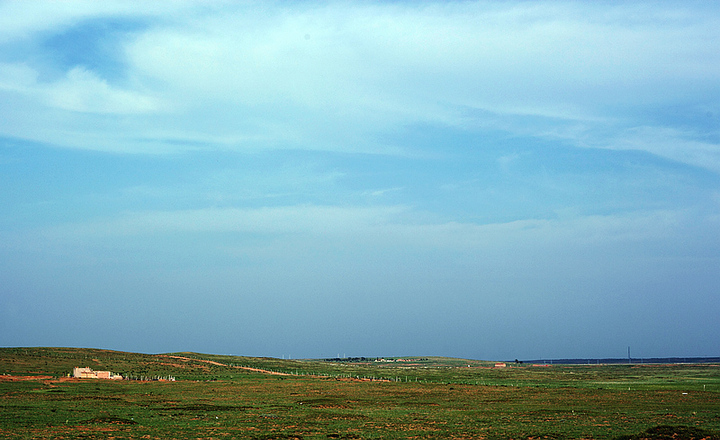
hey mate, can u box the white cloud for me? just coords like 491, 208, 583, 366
44, 66, 161, 114
1, 1, 719, 156
127, 2, 720, 118
124, 4, 720, 119
0, 63, 161, 114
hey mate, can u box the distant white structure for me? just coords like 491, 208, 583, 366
72, 367, 122, 380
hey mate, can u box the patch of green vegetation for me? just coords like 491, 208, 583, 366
1, 347, 719, 439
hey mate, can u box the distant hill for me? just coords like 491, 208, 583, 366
3, 347, 718, 385
0, 347, 491, 382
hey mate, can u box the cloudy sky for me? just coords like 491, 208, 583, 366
1, 1, 719, 361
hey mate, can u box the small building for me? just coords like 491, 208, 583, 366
72, 367, 122, 380
494, 362, 507, 368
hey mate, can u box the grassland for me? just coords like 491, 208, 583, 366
1, 348, 719, 439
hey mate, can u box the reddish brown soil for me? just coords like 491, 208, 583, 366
0, 374, 54, 381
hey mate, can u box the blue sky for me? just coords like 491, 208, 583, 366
1, 1, 719, 360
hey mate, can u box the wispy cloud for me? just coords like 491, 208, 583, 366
0, 1, 718, 161
43, 66, 161, 114
606, 126, 720, 173
27, 204, 692, 255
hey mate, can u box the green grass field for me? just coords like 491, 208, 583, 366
1, 348, 719, 439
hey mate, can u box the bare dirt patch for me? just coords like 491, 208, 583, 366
0, 374, 54, 382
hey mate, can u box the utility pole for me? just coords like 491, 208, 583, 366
628, 346, 631, 364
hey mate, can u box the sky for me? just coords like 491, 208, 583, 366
1, 1, 719, 361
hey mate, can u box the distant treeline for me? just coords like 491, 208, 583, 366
521, 357, 720, 365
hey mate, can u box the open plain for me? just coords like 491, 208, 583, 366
1, 348, 719, 439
